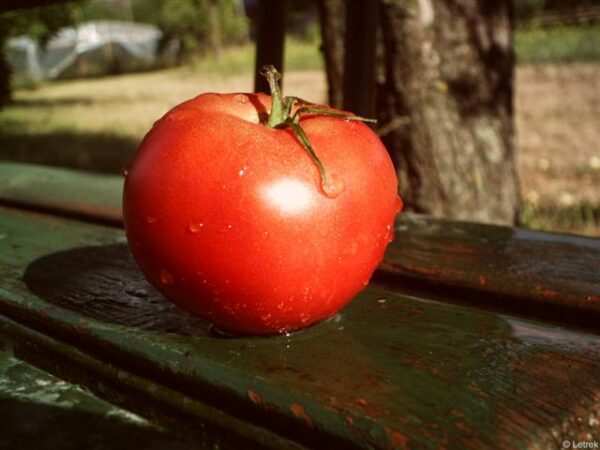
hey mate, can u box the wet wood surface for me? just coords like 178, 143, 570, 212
0, 203, 599, 448
0, 347, 197, 449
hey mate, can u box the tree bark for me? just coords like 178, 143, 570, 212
207, 0, 222, 61
378, 0, 520, 224
317, 0, 345, 108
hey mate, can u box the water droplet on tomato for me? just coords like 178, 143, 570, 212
260, 313, 272, 322
122, 168, 129, 177
234, 94, 248, 104
146, 216, 158, 224
238, 166, 248, 176
160, 269, 174, 285
395, 196, 404, 212
166, 108, 197, 122
188, 222, 204, 233
322, 176, 345, 198
385, 223, 394, 243
219, 224, 233, 233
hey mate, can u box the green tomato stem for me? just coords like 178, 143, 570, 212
259, 65, 377, 195
290, 122, 329, 188
260, 65, 285, 128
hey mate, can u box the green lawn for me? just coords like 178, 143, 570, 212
515, 24, 600, 64
188, 37, 323, 75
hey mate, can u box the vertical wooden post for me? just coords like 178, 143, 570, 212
343, 0, 378, 117
254, 0, 288, 94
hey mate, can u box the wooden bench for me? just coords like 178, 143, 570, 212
0, 161, 599, 449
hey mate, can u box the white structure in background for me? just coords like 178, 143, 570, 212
6, 21, 163, 80
4, 37, 44, 81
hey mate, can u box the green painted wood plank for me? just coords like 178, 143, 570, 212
379, 215, 600, 329
1, 161, 598, 328
0, 162, 122, 226
0, 316, 304, 450
0, 206, 599, 449
0, 348, 198, 450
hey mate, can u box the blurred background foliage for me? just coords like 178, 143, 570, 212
0, 0, 598, 236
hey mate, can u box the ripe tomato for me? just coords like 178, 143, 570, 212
123, 70, 401, 335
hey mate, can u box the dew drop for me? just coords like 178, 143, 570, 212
188, 222, 204, 233
160, 269, 174, 285
238, 166, 247, 176
146, 216, 158, 224
395, 196, 404, 212
234, 94, 249, 104
322, 176, 345, 198
166, 108, 197, 122
377, 298, 387, 304
122, 168, 129, 177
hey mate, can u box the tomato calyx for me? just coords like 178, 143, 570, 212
259, 65, 376, 193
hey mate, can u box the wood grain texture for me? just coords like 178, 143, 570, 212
379, 215, 600, 329
0, 162, 122, 226
0, 348, 197, 449
0, 206, 599, 449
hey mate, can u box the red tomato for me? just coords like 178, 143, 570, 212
123, 89, 401, 335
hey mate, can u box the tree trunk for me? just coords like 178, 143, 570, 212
317, 0, 345, 108
208, 0, 222, 61
378, 0, 520, 224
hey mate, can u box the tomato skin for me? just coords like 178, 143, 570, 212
123, 92, 401, 335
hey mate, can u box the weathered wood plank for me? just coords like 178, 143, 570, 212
0, 162, 122, 225
379, 215, 600, 328
1, 162, 598, 329
0, 316, 304, 450
0, 205, 599, 448
0, 348, 198, 449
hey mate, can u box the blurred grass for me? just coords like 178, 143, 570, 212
521, 201, 600, 236
515, 24, 600, 64
188, 37, 322, 75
